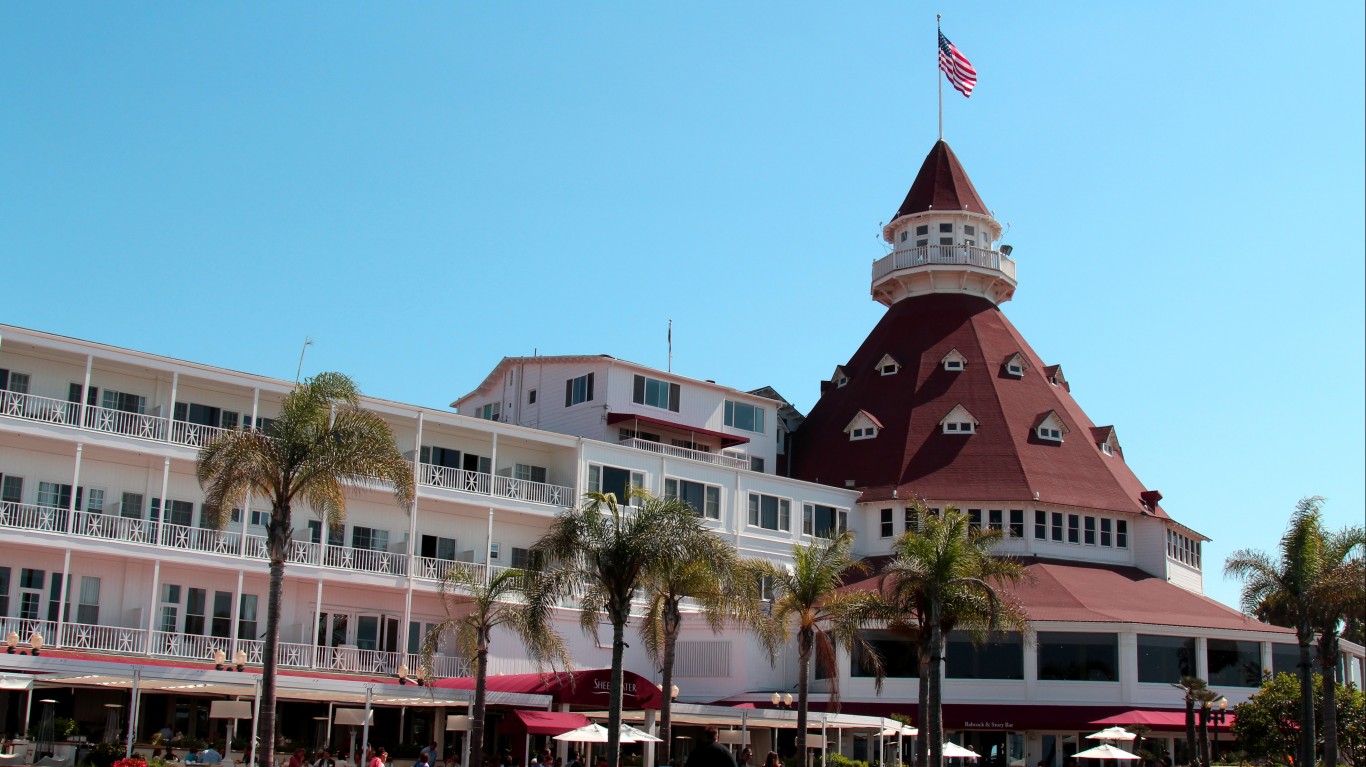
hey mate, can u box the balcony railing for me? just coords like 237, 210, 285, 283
1, 390, 79, 425
0, 501, 68, 533
161, 521, 243, 555
415, 557, 488, 584
418, 462, 573, 508
168, 420, 234, 448
618, 437, 751, 470
871, 244, 1017, 282
0, 389, 259, 449
71, 510, 156, 544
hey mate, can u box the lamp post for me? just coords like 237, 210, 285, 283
1208, 699, 1227, 765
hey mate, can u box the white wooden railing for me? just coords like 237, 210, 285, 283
492, 474, 571, 506
70, 510, 157, 544
161, 521, 243, 555
88, 405, 167, 441
0, 501, 68, 533
0, 390, 80, 425
871, 244, 1017, 282
618, 437, 751, 470
415, 557, 489, 584
418, 463, 573, 508
61, 622, 147, 654
168, 420, 234, 448
0, 618, 57, 645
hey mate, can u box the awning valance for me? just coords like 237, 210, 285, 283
606, 413, 750, 448
498, 710, 591, 736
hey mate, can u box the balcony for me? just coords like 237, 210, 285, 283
0, 389, 246, 449
618, 437, 751, 470
0, 617, 469, 678
871, 243, 1017, 282
416, 462, 573, 508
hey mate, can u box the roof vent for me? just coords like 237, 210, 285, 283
1140, 490, 1163, 511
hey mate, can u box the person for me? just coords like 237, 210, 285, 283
443, 751, 460, 767
290, 749, 310, 767
684, 727, 737, 767
152, 748, 165, 759
377, 747, 389, 766
566, 750, 581, 767
367, 748, 384, 767
200, 747, 223, 765
422, 743, 440, 766
165, 748, 180, 763
763, 753, 780, 767
313, 751, 335, 767
185, 748, 203, 764
738, 748, 753, 767
417, 755, 430, 767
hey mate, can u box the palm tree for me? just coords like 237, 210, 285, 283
1192, 688, 1222, 767
1309, 519, 1365, 767
640, 537, 777, 767
422, 564, 571, 767
533, 490, 717, 767
1171, 676, 1207, 767
1225, 497, 1337, 767
197, 372, 414, 767
764, 531, 888, 763
880, 508, 1028, 767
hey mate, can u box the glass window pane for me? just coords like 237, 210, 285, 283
1207, 638, 1262, 687
1038, 632, 1118, 681
1137, 635, 1196, 683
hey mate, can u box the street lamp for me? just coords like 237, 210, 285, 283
770, 692, 793, 709
1208, 699, 1228, 764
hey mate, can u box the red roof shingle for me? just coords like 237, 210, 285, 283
891, 140, 989, 220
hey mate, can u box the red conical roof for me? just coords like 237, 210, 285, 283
791, 293, 1164, 518
892, 140, 989, 220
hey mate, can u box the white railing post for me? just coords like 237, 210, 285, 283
80, 355, 93, 429
156, 457, 171, 547
65, 442, 83, 535
165, 371, 179, 443
144, 560, 161, 657
54, 549, 71, 649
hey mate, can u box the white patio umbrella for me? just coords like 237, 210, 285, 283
621, 724, 661, 743
941, 743, 980, 759
554, 723, 639, 744
881, 726, 918, 737
1084, 727, 1136, 742
1073, 744, 1141, 761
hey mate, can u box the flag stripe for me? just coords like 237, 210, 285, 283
938, 31, 976, 98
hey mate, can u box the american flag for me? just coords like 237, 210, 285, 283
938, 30, 977, 98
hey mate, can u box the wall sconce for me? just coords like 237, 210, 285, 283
233, 650, 247, 672
29, 632, 43, 656
670, 685, 680, 701
214, 649, 228, 670
5, 632, 17, 654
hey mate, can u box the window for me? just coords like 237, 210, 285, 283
943, 420, 974, 434
86, 488, 105, 514
877, 355, 900, 376
511, 547, 533, 569
352, 527, 389, 552
1, 475, 21, 504
1038, 426, 1063, 441
939, 223, 953, 233
916, 225, 929, 236
587, 465, 645, 505
489, 542, 501, 561
940, 404, 977, 434
853, 636, 919, 678
940, 237, 954, 245
152, 498, 194, 527
916, 239, 928, 247
120, 492, 144, 519
664, 478, 721, 520
101, 389, 146, 414
238, 594, 259, 641
46, 573, 65, 622
1137, 635, 1195, 684
211, 591, 232, 638
803, 504, 847, 538
1038, 632, 1119, 681
1034, 510, 1047, 540
905, 507, 920, 533
0, 567, 9, 618
70, 576, 96, 624
900, 230, 908, 242
988, 509, 1003, 532
514, 464, 548, 483
1051, 512, 1064, 542
947, 631, 1024, 680
1271, 644, 1316, 677
421, 445, 462, 469
968, 509, 981, 530
1101, 441, 1114, 456
633, 375, 681, 412
37, 481, 73, 510
1100, 518, 1113, 547
185, 588, 207, 635
1009, 509, 1024, 539
527, 389, 537, 404
670, 438, 709, 452
4, 372, 30, 394
748, 455, 765, 473
159, 583, 181, 633
880, 508, 894, 538
619, 428, 661, 443
725, 400, 766, 433
942, 349, 967, 371
475, 403, 500, 421
1083, 516, 1096, 545
748, 493, 791, 532
564, 373, 595, 407
1207, 639, 1263, 687
1117, 520, 1128, 548
1067, 514, 1080, 544
1004, 354, 1026, 377
850, 426, 877, 440
964, 225, 976, 237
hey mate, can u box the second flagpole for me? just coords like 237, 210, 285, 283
937, 13, 943, 140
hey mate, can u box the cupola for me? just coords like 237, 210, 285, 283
872, 141, 1016, 307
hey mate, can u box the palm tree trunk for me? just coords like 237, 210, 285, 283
608, 615, 626, 767
1184, 697, 1196, 767
1319, 632, 1339, 767
470, 637, 489, 767
797, 628, 813, 767
927, 616, 943, 767
1297, 633, 1317, 767
259, 545, 286, 767
659, 618, 679, 767
1197, 709, 1209, 767
916, 646, 930, 767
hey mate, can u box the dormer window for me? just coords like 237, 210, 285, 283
1091, 426, 1120, 457
1044, 365, 1069, 390
844, 410, 883, 442
1003, 353, 1027, 378
876, 354, 900, 376
1101, 442, 1113, 456
941, 348, 967, 372
1035, 411, 1069, 443
832, 365, 849, 388
939, 404, 978, 435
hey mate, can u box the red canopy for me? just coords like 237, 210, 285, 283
498, 711, 591, 736
433, 669, 664, 710
1090, 710, 1233, 731
606, 412, 750, 448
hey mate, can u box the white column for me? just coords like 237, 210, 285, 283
250, 388, 260, 430
485, 507, 495, 583
165, 371, 179, 443
124, 669, 141, 759
230, 570, 244, 648
1195, 637, 1209, 680
144, 560, 161, 656
156, 457, 172, 546
65, 442, 84, 534
658, 456, 666, 495
1023, 632, 1038, 701
313, 579, 324, 670
239, 491, 252, 557
1260, 641, 1274, 679
403, 412, 424, 657
53, 549, 71, 647
80, 355, 93, 428
490, 432, 499, 481
1119, 631, 1138, 703
643, 709, 657, 767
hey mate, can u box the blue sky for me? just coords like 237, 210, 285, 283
2, 3, 1362, 610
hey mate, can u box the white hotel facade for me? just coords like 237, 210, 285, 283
1, 138, 1362, 767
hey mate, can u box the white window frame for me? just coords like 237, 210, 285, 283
943, 421, 975, 434
802, 503, 849, 539
747, 493, 792, 533
880, 508, 894, 538
587, 464, 646, 505
724, 400, 766, 434
1038, 426, 1063, 441
850, 426, 877, 441
663, 477, 722, 520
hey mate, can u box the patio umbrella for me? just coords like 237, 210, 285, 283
1085, 728, 1136, 742
621, 724, 661, 743
941, 743, 980, 759
1073, 745, 1141, 761
554, 723, 638, 743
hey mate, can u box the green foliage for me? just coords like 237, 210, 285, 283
824, 755, 871, 767
1231, 672, 1366, 766
84, 741, 128, 767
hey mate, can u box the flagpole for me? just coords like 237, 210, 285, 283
937, 13, 943, 141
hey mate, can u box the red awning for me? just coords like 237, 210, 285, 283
498, 710, 591, 736
1090, 710, 1233, 731
433, 669, 663, 710
606, 412, 750, 448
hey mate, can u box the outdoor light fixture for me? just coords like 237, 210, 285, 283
214, 649, 228, 670
5, 631, 17, 654
233, 650, 247, 672
397, 664, 410, 685
771, 692, 793, 709
414, 666, 427, 686
29, 632, 43, 656
1000, 244, 1013, 257
670, 684, 680, 701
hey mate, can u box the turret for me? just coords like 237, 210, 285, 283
871, 140, 1016, 306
